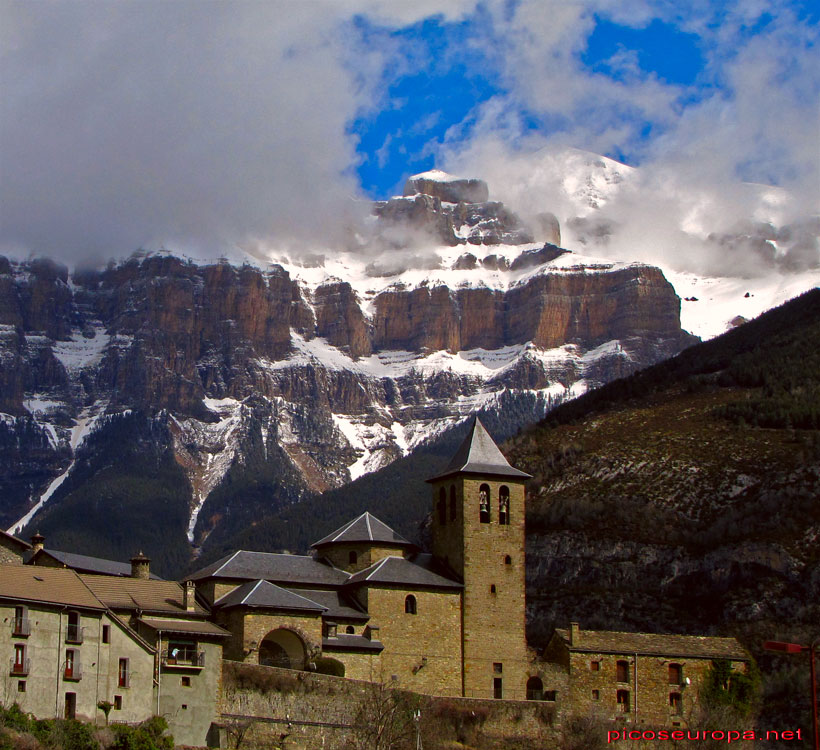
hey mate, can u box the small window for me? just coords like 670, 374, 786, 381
181, 676, 191, 687
345, 625, 354, 634
493, 677, 503, 699
102, 624, 110, 644
617, 689, 630, 712
670, 692, 682, 714
449, 486, 457, 521
438, 488, 447, 524
490, 584, 497, 594
526, 676, 543, 700
668, 663, 682, 684
504, 555, 512, 565
498, 486, 510, 525
590, 660, 600, 671
114, 695, 122, 710
493, 662, 503, 674
616, 660, 629, 682
181, 704, 187, 710
544, 690, 557, 701
591, 689, 599, 700
348, 550, 358, 565
118, 658, 130, 688
17, 681, 26, 693
404, 595, 417, 615
479, 484, 491, 523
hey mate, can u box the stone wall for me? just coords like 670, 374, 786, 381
319, 543, 407, 574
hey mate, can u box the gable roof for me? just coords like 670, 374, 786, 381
0, 564, 104, 610
554, 628, 749, 661
0, 529, 31, 553
346, 555, 462, 590
427, 417, 531, 482
80, 575, 209, 616
311, 512, 413, 549
213, 580, 326, 613
28, 548, 163, 579
188, 550, 350, 587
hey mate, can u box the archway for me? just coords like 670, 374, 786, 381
258, 628, 307, 670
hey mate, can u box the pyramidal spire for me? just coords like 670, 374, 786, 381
426, 417, 531, 481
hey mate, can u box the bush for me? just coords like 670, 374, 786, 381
110, 716, 173, 750
313, 657, 345, 677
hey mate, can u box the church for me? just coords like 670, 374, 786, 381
188, 417, 536, 700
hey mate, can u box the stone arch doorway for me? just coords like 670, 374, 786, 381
259, 628, 306, 670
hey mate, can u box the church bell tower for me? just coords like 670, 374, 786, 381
426, 417, 531, 700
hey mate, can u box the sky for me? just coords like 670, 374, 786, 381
1, 0, 818, 267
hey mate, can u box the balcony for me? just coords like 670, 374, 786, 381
12, 618, 31, 637
65, 624, 84, 644
64, 663, 83, 681
161, 651, 205, 669
10, 658, 30, 676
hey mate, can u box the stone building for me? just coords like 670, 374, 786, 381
0, 529, 29, 565
543, 623, 751, 726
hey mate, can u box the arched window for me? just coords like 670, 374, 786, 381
479, 484, 491, 523
526, 676, 544, 701
498, 486, 510, 525
438, 488, 447, 524
668, 663, 682, 684
349, 550, 358, 565
504, 555, 512, 565
404, 595, 417, 615
449, 486, 457, 521
346, 625, 355, 635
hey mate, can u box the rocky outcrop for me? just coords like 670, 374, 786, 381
403, 170, 489, 204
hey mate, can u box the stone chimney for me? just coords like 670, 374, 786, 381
184, 581, 196, 611
30, 532, 45, 553
570, 622, 580, 646
130, 551, 150, 580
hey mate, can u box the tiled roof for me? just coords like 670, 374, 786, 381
80, 575, 209, 616
322, 633, 384, 653
188, 550, 349, 587
294, 589, 369, 621
138, 617, 231, 638
427, 417, 531, 481
312, 512, 413, 549
555, 628, 750, 660
213, 580, 326, 613
0, 564, 104, 610
0, 529, 30, 552
346, 555, 462, 590
29, 549, 163, 579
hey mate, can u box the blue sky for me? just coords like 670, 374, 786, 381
1, 0, 818, 258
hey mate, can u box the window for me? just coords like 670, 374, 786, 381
345, 625, 355, 634
668, 663, 682, 684
118, 658, 130, 688
526, 676, 543, 700
449, 486, 457, 521
168, 640, 198, 665
64, 649, 80, 680
114, 695, 122, 710
181, 704, 187, 710
404, 595, 417, 615
590, 661, 600, 671
66, 611, 83, 644
504, 555, 512, 565
493, 662, 503, 674
64, 692, 76, 720
490, 584, 497, 594
181, 677, 191, 687
479, 484, 491, 523
616, 660, 629, 682
13, 606, 29, 636
544, 691, 557, 701
617, 690, 630, 712
17, 681, 25, 693
102, 624, 110, 644
498, 486, 510, 525
438, 488, 446, 524
12, 644, 27, 675
493, 677, 503, 699
348, 550, 358, 565
670, 692, 682, 714
591, 689, 600, 700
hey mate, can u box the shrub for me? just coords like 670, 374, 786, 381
313, 657, 345, 677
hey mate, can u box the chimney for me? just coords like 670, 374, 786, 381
184, 581, 196, 612
325, 621, 338, 639
130, 552, 150, 580
30, 532, 45, 553
570, 622, 580, 646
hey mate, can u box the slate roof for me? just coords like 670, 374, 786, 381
188, 550, 350, 587
294, 589, 369, 622
0, 564, 104, 610
322, 633, 384, 653
554, 628, 750, 660
312, 512, 413, 549
213, 580, 326, 613
28, 548, 163, 579
346, 555, 462, 590
137, 617, 231, 638
80, 575, 209, 616
427, 417, 531, 481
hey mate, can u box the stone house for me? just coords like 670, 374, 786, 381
0, 529, 29, 565
543, 623, 751, 726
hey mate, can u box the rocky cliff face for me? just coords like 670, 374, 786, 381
0, 171, 698, 574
